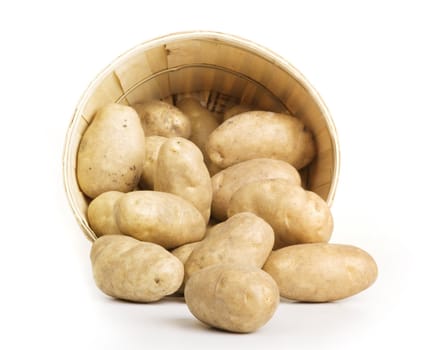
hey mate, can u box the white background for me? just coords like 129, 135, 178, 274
1, 1, 426, 349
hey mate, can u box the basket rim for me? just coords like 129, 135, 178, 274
62, 30, 340, 241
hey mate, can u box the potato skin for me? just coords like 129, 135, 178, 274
154, 137, 212, 222
211, 158, 301, 221
90, 235, 184, 302
115, 191, 206, 249
139, 136, 167, 189
176, 98, 219, 159
263, 243, 378, 302
87, 191, 124, 236
133, 100, 191, 138
171, 241, 202, 295
206, 111, 315, 169
185, 264, 280, 333
185, 212, 274, 280
228, 179, 333, 249
77, 103, 145, 198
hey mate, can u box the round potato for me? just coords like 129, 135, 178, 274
185, 212, 274, 281
185, 264, 280, 333
115, 191, 206, 249
223, 104, 252, 121
228, 179, 333, 249
77, 103, 145, 198
171, 241, 203, 295
90, 235, 184, 302
263, 243, 378, 302
133, 100, 191, 138
87, 191, 124, 236
206, 111, 315, 170
154, 137, 212, 222
211, 158, 301, 221
176, 98, 219, 159
139, 135, 167, 189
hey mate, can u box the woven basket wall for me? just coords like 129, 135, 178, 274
63, 31, 340, 241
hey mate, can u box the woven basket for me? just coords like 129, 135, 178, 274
63, 31, 340, 241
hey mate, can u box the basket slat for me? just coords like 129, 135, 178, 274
82, 72, 127, 121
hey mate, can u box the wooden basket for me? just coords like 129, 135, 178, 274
63, 31, 340, 241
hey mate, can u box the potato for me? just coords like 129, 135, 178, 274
211, 158, 301, 221
206, 111, 315, 170
90, 235, 183, 302
115, 191, 206, 249
77, 103, 145, 198
263, 243, 378, 302
87, 191, 124, 236
228, 179, 333, 249
154, 137, 212, 222
185, 264, 280, 333
139, 136, 167, 189
171, 241, 202, 295
176, 98, 219, 159
185, 212, 274, 280
133, 100, 191, 138
223, 104, 252, 121
292, 129, 316, 169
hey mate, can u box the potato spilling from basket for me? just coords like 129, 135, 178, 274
78, 99, 377, 334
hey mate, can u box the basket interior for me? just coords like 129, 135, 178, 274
64, 33, 338, 240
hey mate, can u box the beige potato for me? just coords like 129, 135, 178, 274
228, 179, 333, 249
115, 191, 206, 249
263, 243, 378, 302
90, 235, 184, 302
133, 100, 191, 138
171, 241, 202, 295
87, 191, 124, 236
292, 129, 316, 169
176, 98, 219, 159
77, 103, 145, 198
139, 136, 167, 189
185, 264, 280, 333
185, 212, 274, 280
154, 137, 212, 222
206, 111, 315, 170
223, 104, 252, 121
211, 158, 301, 221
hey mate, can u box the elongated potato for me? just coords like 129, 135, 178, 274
171, 241, 203, 295
292, 129, 316, 169
206, 111, 315, 169
170, 223, 217, 291
228, 179, 333, 249
77, 103, 145, 198
139, 136, 167, 189
211, 158, 301, 221
176, 98, 219, 159
133, 100, 191, 138
263, 243, 378, 302
87, 191, 124, 236
115, 191, 206, 249
223, 104, 252, 121
154, 137, 212, 222
90, 235, 184, 302
185, 264, 280, 333
185, 212, 274, 280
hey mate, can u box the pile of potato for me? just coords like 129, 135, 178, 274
78, 98, 377, 333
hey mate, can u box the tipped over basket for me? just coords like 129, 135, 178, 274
63, 31, 340, 241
